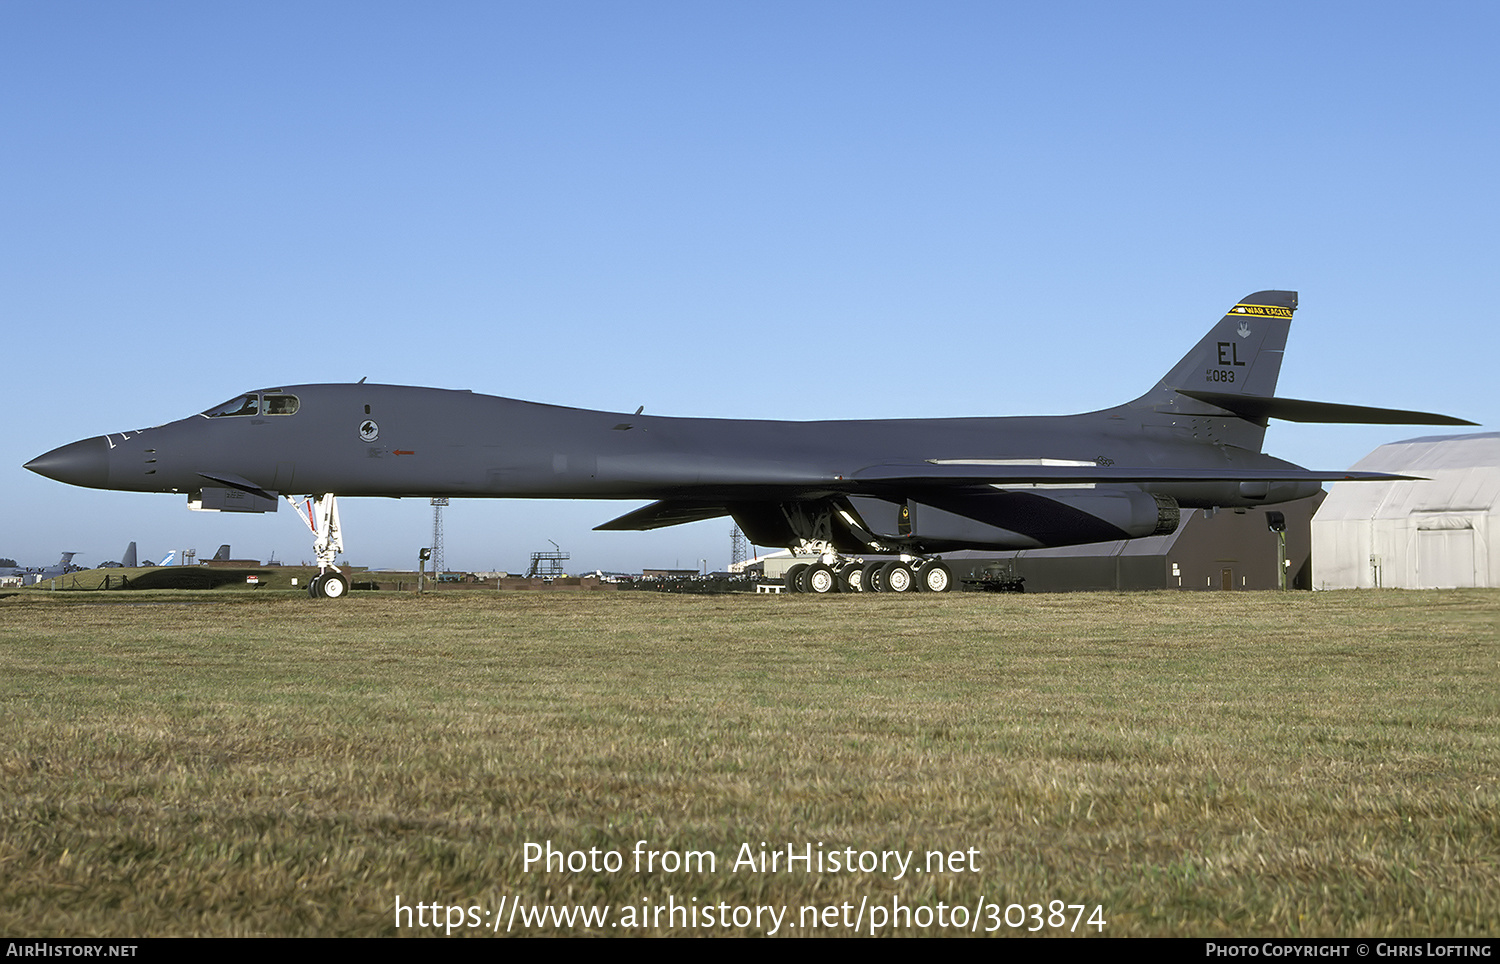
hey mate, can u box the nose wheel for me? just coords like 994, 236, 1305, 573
308, 571, 350, 598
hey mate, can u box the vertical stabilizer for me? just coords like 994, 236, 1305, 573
121, 542, 137, 568
1125, 290, 1297, 451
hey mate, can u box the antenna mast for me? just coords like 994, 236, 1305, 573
430, 498, 448, 576
730, 524, 748, 569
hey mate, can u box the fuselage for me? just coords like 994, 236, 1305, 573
28, 382, 1320, 511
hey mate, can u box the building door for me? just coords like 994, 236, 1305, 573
1417, 528, 1476, 588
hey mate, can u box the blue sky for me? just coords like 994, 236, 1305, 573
4, 1, 1494, 573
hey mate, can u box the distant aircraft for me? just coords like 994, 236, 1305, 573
25, 291, 1474, 598
97, 541, 138, 569
13, 551, 84, 584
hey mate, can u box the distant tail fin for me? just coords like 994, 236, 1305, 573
1125, 290, 1298, 451
121, 542, 137, 568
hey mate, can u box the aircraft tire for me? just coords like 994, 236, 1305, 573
321, 572, 350, 599
307, 576, 323, 598
862, 560, 887, 593
881, 561, 914, 593
918, 560, 953, 593
837, 564, 863, 593
805, 563, 837, 594
784, 563, 808, 593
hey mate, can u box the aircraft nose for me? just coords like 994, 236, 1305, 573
24, 437, 112, 489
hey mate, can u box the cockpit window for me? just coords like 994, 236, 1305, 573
201, 393, 300, 417
203, 394, 260, 417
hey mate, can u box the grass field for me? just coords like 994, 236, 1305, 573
1, 589, 1495, 937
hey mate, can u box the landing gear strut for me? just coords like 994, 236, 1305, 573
772, 499, 955, 595
287, 493, 348, 599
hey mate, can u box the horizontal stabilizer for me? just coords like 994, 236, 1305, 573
1176, 391, 1475, 426
850, 463, 1420, 486
595, 500, 732, 531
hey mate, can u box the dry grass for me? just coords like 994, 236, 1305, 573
1, 589, 1495, 936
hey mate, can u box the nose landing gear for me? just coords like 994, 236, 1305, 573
288, 493, 348, 599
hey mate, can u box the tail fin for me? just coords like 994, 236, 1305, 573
121, 542, 137, 568
1147, 290, 1296, 399
1124, 290, 1298, 451
1125, 290, 1472, 441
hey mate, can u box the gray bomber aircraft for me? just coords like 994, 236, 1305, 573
26, 291, 1473, 598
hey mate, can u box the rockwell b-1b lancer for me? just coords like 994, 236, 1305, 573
26, 291, 1474, 598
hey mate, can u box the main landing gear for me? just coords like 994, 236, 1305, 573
783, 553, 955, 595
287, 493, 349, 599
764, 498, 956, 595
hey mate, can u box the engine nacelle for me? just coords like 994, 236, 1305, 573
897, 488, 1180, 550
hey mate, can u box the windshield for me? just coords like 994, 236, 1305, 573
201, 393, 299, 417
202, 394, 259, 417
